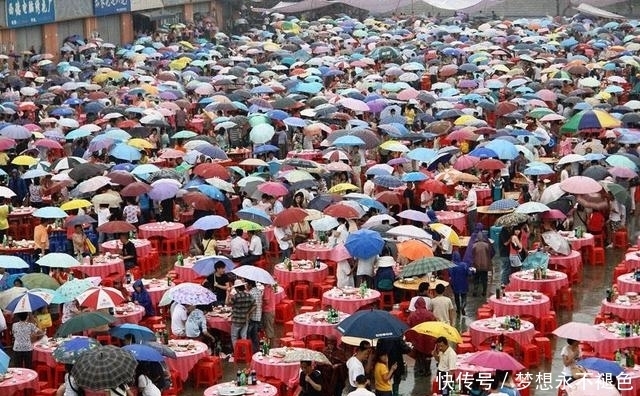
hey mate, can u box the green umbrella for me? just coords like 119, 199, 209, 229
55, 312, 116, 337
250, 123, 275, 144
527, 107, 555, 119
21, 273, 60, 290
248, 114, 270, 127
171, 130, 198, 139
228, 220, 264, 231
52, 279, 94, 304
602, 182, 631, 204
400, 257, 455, 278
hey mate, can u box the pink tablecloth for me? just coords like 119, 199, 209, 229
453, 352, 494, 378
619, 366, 640, 396
563, 233, 595, 251
435, 211, 467, 234
591, 323, 640, 356
293, 310, 349, 340
251, 351, 301, 389
174, 258, 200, 282
138, 222, 185, 240
322, 288, 381, 314
125, 279, 171, 308
273, 261, 328, 287
205, 382, 278, 396
548, 250, 582, 282
165, 340, 209, 381
113, 304, 145, 325
506, 270, 569, 298
624, 251, 640, 272
287, 150, 322, 160
0, 368, 39, 395
72, 256, 125, 279
617, 273, 640, 295
445, 199, 467, 213
206, 313, 231, 334
488, 292, 551, 320
601, 299, 640, 321
9, 206, 35, 220
476, 188, 491, 202
101, 238, 152, 258
33, 342, 58, 367
295, 242, 344, 261
468, 317, 536, 348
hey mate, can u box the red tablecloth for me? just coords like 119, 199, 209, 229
113, 304, 145, 325
322, 288, 381, 314
101, 238, 152, 258
548, 250, 582, 282
292, 310, 349, 340
206, 313, 231, 334
33, 341, 58, 367
287, 150, 322, 160
273, 261, 328, 287
138, 222, 185, 240
295, 242, 344, 262
563, 233, 595, 251
165, 340, 208, 381
601, 299, 640, 322
205, 382, 278, 396
591, 323, 640, 356
445, 199, 467, 213
0, 368, 39, 395
72, 255, 125, 279
488, 292, 551, 320
9, 206, 35, 222
476, 188, 491, 202
617, 273, 640, 295
506, 270, 569, 298
125, 279, 171, 308
468, 317, 536, 348
435, 211, 467, 235
250, 350, 300, 389
173, 258, 200, 282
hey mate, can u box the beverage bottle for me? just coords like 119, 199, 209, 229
251, 370, 257, 385
315, 256, 320, 269
177, 252, 184, 266
236, 371, 242, 386
496, 287, 501, 299
125, 271, 132, 284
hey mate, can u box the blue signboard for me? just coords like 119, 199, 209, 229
6, 0, 56, 28
93, 0, 131, 17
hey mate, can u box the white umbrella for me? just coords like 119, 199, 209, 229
387, 225, 433, 240
361, 214, 398, 229
58, 118, 80, 129
556, 154, 586, 166
231, 265, 276, 285
0, 186, 16, 198
539, 183, 566, 204
37, 253, 81, 269
515, 201, 550, 214
542, 231, 571, 256
310, 216, 339, 232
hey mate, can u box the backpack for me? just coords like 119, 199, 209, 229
587, 211, 606, 233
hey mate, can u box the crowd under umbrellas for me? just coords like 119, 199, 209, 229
0, 7, 638, 396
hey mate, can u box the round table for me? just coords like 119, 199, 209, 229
624, 251, 640, 272
206, 311, 232, 334
125, 279, 171, 308
113, 303, 146, 325
204, 382, 278, 396
33, 340, 60, 367
477, 206, 513, 229
174, 258, 200, 282
600, 299, 640, 322
72, 255, 125, 279
9, 206, 35, 224
0, 368, 39, 395
591, 323, 640, 356
453, 352, 494, 379
468, 316, 536, 348
292, 310, 349, 340
287, 149, 322, 160
250, 350, 301, 389
562, 232, 595, 251
445, 199, 467, 213
548, 250, 582, 283
101, 238, 152, 258
165, 339, 209, 381
617, 273, 640, 295
138, 222, 185, 240
322, 288, 381, 314
273, 261, 328, 287
619, 366, 640, 396
506, 270, 569, 298
435, 211, 467, 235
488, 292, 551, 320
476, 188, 491, 202
295, 242, 344, 262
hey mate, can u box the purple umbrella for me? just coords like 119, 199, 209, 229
397, 209, 431, 223
388, 157, 410, 166
366, 99, 389, 113
159, 91, 178, 100
609, 166, 637, 179
458, 80, 478, 89
148, 179, 181, 201
1, 124, 31, 139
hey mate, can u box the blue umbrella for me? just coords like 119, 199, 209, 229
122, 344, 164, 362
193, 255, 235, 275
0, 256, 29, 269
237, 208, 272, 226
111, 324, 157, 343
197, 184, 225, 201
110, 143, 141, 161
337, 309, 408, 339
52, 337, 101, 364
6, 290, 50, 313
193, 144, 228, 160
50, 107, 74, 117
345, 229, 385, 259
104, 129, 132, 142
0, 348, 8, 374
334, 135, 365, 146
373, 175, 404, 188
253, 144, 279, 155
33, 206, 68, 219
485, 140, 519, 160
468, 147, 498, 158
521, 251, 549, 271
356, 198, 387, 213
283, 117, 307, 128
402, 172, 428, 182
191, 215, 230, 231
577, 358, 624, 377
406, 148, 437, 163
488, 199, 520, 211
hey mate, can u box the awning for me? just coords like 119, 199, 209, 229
136, 10, 179, 21
573, 3, 625, 20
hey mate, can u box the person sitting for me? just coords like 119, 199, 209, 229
118, 233, 137, 270
203, 260, 232, 305
131, 279, 155, 317
201, 230, 217, 256
186, 304, 216, 353
229, 229, 250, 264
561, 339, 588, 384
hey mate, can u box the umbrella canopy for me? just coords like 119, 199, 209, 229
97, 221, 136, 234
337, 309, 408, 339
561, 109, 621, 133
494, 212, 529, 228
231, 265, 276, 285
541, 231, 571, 255
110, 323, 157, 343
72, 345, 137, 390
33, 206, 68, 219
560, 176, 603, 195
236, 208, 272, 227
76, 286, 125, 309
5, 290, 52, 313
21, 273, 60, 290
122, 344, 164, 362
401, 257, 455, 277
272, 207, 308, 227
52, 337, 101, 364
52, 278, 94, 304
410, 321, 462, 343
193, 255, 235, 276
171, 282, 217, 305
552, 322, 605, 342
397, 209, 431, 223
190, 215, 230, 230
310, 216, 339, 232
37, 253, 80, 269
345, 229, 384, 259
56, 311, 116, 337
488, 199, 520, 211
228, 220, 264, 232
466, 350, 525, 372
396, 240, 434, 261
0, 255, 29, 269
279, 347, 331, 364
515, 201, 550, 214
577, 358, 624, 377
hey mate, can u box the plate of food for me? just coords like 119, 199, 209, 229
218, 387, 246, 396
626, 292, 638, 298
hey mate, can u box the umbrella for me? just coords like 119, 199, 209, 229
410, 321, 462, 343
373, 175, 404, 189
72, 345, 137, 390
560, 176, 603, 195
171, 282, 217, 305
345, 229, 384, 259
55, 311, 116, 337
494, 212, 529, 228
388, 225, 433, 240
602, 182, 631, 204
609, 166, 637, 179
328, 183, 360, 194
52, 337, 101, 364
76, 286, 125, 309
97, 221, 136, 234
231, 265, 276, 285
397, 240, 434, 261
0, 186, 16, 198
52, 278, 94, 304
514, 202, 550, 214
577, 358, 624, 377
324, 201, 366, 219
552, 322, 605, 342
488, 199, 520, 211
541, 210, 566, 221
337, 309, 408, 339
582, 166, 610, 181
76, 176, 111, 194
272, 207, 308, 227
143, 341, 177, 359
229, 220, 264, 232
193, 256, 235, 275
466, 350, 525, 372
557, 154, 586, 166
0, 255, 29, 269
37, 253, 80, 269
397, 210, 431, 223
110, 323, 157, 343
561, 109, 621, 133
258, 181, 289, 197
310, 216, 339, 232
279, 347, 330, 364
565, 377, 620, 396
21, 273, 60, 290
5, 290, 51, 313
429, 223, 460, 245
60, 199, 93, 211
122, 344, 164, 362
401, 257, 455, 277
65, 215, 97, 227
190, 215, 230, 230
0, 287, 27, 306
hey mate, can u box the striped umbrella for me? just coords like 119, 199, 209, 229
76, 287, 125, 310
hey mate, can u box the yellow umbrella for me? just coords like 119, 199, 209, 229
130, 54, 147, 63
328, 183, 360, 194
12, 155, 38, 166
454, 115, 480, 126
429, 223, 461, 246
263, 42, 281, 52
493, 64, 510, 73
32, 132, 44, 139
178, 41, 195, 50
169, 60, 188, 71
60, 199, 93, 211
411, 322, 462, 344
379, 140, 409, 152
128, 138, 155, 149
140, 84, 159, 95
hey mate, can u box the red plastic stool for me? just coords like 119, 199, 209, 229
275, 302, 295, 324
284, 320, 294, 334
590, 247, 606, 266
304, 298, 321, 310
298, 305, 314, 314
35, 364, 51, 388
555, 287, 574, 310
52, 363, 66, 387
279, 337, 295, 347
614, 229, 629, 248
233, 339, 254, 364
399, 301, 410, 313
95, 334, 113, 345
293, 283, 310, 303
380, 291, 395, 310
477, 310, 492, 320
34, 389, 58, 396
307, 339, 325, 351
193, 361, 219, 388
202, 356, 224, 381
288, 340, 306, 348
534, 336, 552, 360
593, 233, 605, 248
312, 283, 333, 298
461, 336, 472, 344
456, 343, 475, 354
540, 314, 558, 335
390, 310, 405, 322
521, 344, 540, 368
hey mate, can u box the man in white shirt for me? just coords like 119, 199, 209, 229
465, 183, 477, 234
347, 375, 375, 396
346, 341, 372, 392
408, 282, 433, 312
274, 225, 293, 259
229, 229, 249, 260
248, 230, 263, 256
363, 175, 375, 197
170, 302, 188, 337
434, 336, 457, 396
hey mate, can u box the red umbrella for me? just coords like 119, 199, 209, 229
439, 64, 458, 77
34, 139, 63, 150
541, 209, 566, 220
97, 221, 136, 234
324, 202, 365, 219
120, 182, 152, 197
476, 158, 506, 171
374, 191, 401, 206
466, 350, 525, 372
475, 127, 497, 136
76, 286, 125, 310
0, 137, 16, 150
421, 179, 447, 194
494, 102, 519, 117
183, 192, 217, 211
193, 163, 230, 179
272, 207, 308, 227
446, 128, 477, 142
453, 155, 480, 171
257, 182, 289, 198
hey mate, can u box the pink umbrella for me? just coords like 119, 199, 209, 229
454, 155, 480, 170
159, 148, 184, 159
0, 137, 16, 150
608, 166, 637, 179
565, 377, 620, 396
560, 176, 603, 195
541, 209, 566, 220
339, 98, 370, 112
536, 89, 557, 102
540, 114, 565, 122
332, 245, 352, 261
396, 88, 419, 101
257, 181, 289, 197
34, 138, 63, 150
552, 322, 605, 342
466, 350, 525, 372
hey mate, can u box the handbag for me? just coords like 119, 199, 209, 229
509, 254, 522, 268
36, 312, 52, 329
84, 239, 96, 255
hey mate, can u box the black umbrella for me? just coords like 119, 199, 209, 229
547, 196, 575, 214
582, 165, 609, 181
65, 215, 97, 227
68, 163, 107, 182
72, 345, 137, 390
308, 194, 341, 211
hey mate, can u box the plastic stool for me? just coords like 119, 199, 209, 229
284, 320, 294, 335
592, 233, 605, 248
203, 356, 224, 381
298, 305, 314, 314
477, 310, 492, 320
293, 283, 310, 303
534, 337, 552, 360
540, 314, 558, 335
590, 247, 605, 266
307, 339, 325, 351
521, 344, 540, 368
35, 364, 51, 388
312, 283, 333, 298
304, 298, 321, 310
233, 339, 253, 364
34, 389, 58, 396
614, 229, 629, 248
194, 361, 218, 388
399, 301, 410, 313
456, 343, 475, 354
380, 291, 395, 310
289, 340, 306, 348
555, 287, 574, 310
275, 302, 295, 324
52, 363, 66, 387
614, 265, 628, 281
279, 337, 295, 347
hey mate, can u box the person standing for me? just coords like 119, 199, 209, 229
465, 182, 478, 234
298, 360, 323, 396
471, 232, 492, 297
508, 227, 524, 275
431, 284, 455, 325
373, 351, 397, 396
448, 252, 470, 316
347, 375, 375, 396
346, 341, 372, 392
246, 280, 263, 353
433, 337, 457, 396
376, 337, 411, 396
226, 279, 256, 349
498, 226, 512, 286
0, 197, 10, 240
12, 312, 44, 368
274, 225, 293, 259
229, 229, 249, 262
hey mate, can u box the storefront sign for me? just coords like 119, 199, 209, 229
6, 0, 56, 28
93, 0, 130, 16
